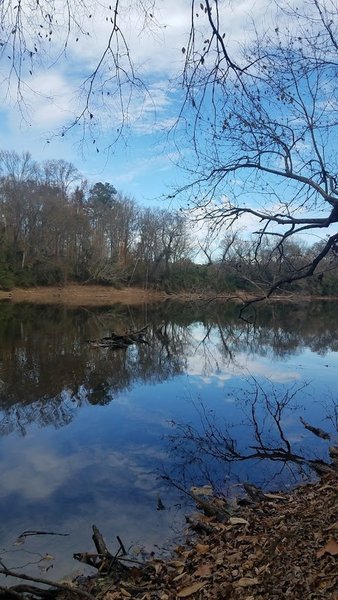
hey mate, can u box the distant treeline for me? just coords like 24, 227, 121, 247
0, 150, 337, 295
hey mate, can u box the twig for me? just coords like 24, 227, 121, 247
116, 535, 127, 556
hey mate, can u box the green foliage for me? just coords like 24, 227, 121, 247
0, 269, 15, 290
89, 182, 117, 208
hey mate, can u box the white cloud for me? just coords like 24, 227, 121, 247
184, 324, 301, 385
0, 0, 298, 202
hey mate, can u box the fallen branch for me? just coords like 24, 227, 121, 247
88, 326, 149, 350
0, 561, 96, 600
75, 525, 130, 577
16, 530, 69, 544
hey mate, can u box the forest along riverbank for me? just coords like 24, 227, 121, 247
0, 472, 337, 599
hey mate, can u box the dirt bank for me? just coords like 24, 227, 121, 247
0, 285, 169, 306
0, 285, 335, 307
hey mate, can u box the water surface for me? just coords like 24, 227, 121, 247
0, 300, 337, 580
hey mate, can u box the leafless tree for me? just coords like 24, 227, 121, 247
42, 159, 81, 198
0, 1, 246, 143
1, 1, 338, 297
172, 0, 338, 301
0, 0, 161, 142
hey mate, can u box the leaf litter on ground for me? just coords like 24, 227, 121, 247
53, 471, 338, 600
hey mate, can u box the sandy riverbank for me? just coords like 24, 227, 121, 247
0, 285, 335, 307
0, 285, 169, 306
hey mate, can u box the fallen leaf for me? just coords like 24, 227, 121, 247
264, 493, 286, 500
41, 553, 54, 561
168, 560, 186, 568
173, 572, 186, 582
152, 560, 164, 575
227, 552, 242, 563
191, 485, 213, 496
193, 563, 212, 576
177, 581, 205, 597
229, 517, 249, 525
233, 577, 259, 588
195, 543, 209, 554
317, 538, 338, 558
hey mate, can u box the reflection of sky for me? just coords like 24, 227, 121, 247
0, 316, 338, 580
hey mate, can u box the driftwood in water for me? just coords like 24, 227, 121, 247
0, 560, 96, 599
88, 325, 150, 350
74, 525, 129, 577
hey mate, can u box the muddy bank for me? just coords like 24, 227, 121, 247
0, 285, 169, 306
0, 285, 335, 307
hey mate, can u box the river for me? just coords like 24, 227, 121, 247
0, 299, 337, 580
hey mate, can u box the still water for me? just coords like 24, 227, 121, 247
0, 300, 337, 580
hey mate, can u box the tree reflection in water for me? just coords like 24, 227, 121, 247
166, 377, 338, 494
0, 299, 337, 445
0, 300, 337, 582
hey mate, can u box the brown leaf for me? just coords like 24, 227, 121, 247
195, 543, 210, 554
317, 538, 338, 558
264, 493, 286, 500
177, 581, 205, 597
190, 485, 213, 496
193, 563, 212, 577
152, 560, 164, 575
233, 577, 259, 588
229, 517, 249, 525
173, 572, 187, 582
168, 560, 186, 568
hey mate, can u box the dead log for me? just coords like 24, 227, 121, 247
75, 526, 130, 577
88, 325, 149, 350
92, 524, 111, 557
306, 458, 337, 476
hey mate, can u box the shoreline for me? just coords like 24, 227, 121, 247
0, 284, 337, 307
1, 472, 337, 599
0, 285, 169, 306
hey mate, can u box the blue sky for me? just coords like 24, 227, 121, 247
0, 0, 265, 208
1, 0, 334, 252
